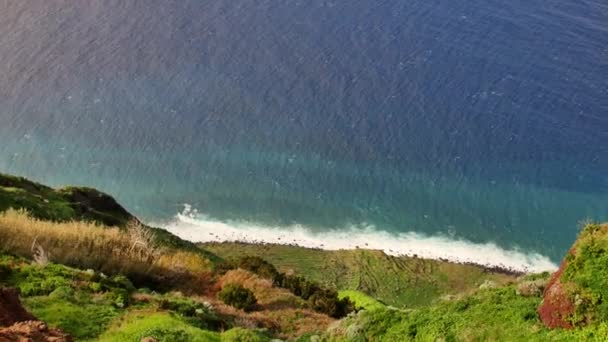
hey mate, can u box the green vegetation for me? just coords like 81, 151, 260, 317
24, 296, 120, 340
224, 256, 354, 318
158, 295, 224, 330
326, 280, 608, 341
0, 173, 132, 226
205, 243, 516, 308
561, 223, 608, 325
219, 283, 258, 312
97, 312, 221, 342
1, 255, 127, 339
0, 209, 213, 292
4, 172, 608, 341
220, 327, 271, 342
338, 290, 385, 311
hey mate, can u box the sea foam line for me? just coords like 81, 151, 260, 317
156, 205, 558, 274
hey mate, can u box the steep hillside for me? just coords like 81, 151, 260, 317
538, 222, 608, 329
1, 171, 607, 341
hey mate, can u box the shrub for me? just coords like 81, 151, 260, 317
279, 275, 320, 299
226, 255, 355, 318
219, 283, 257, 312
308, 289, 355, 318
159, 296, 224, 330
0, 263, 10, 281
225, 256, 280, 282
16, 264, 73, 297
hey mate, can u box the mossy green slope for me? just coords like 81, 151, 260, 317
0, 255, 127, 340
0, 255, 268, 341
327, 278, 608, 341
97, 312, 222, 342
204, 242, 516, 308
0, 173, 132, 227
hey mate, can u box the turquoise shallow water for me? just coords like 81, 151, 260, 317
0, 1, 607, 267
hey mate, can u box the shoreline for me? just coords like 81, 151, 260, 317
154, 207, 559, 274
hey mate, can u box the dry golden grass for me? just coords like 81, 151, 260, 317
219, 269, 303, 307
0, 209, 211, 283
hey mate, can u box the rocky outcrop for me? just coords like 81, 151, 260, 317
0, 288, 72, 341
538, 223, 608, 329
537, 259, 575, 329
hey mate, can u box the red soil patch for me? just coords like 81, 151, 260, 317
0, 288, 36, 326
537, 251, 576, 329
0, 288, 72, 341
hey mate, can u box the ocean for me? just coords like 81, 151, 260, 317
0, 1, 607, 272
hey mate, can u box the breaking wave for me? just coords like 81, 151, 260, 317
155, 205, 558, 273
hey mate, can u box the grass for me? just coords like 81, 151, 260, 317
0, 173, 132, 226
23, 296, 121, 340
327, 279, 608, 341
203, 242, 516, 308
97, 311, 221, 342
1, 255, 126, 340
0, 209, 212, 289
0, 254, 227, 341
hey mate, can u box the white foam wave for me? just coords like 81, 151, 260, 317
155, 204, 558, 273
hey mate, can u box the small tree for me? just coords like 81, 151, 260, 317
218, 283, 257, 312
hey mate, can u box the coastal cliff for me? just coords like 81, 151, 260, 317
0, 172, 606, 341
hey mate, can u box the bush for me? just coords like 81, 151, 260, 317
279, 275, 320, 299
219, 283, 257, 312
309, 289, 355, 318
16, 264, 74, 297
159, 296, 224, 330
0, 263, 11, 280
226, 256, 280, 282
226, 256, 355, 318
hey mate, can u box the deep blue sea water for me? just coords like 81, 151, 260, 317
1, 1, 607, 270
